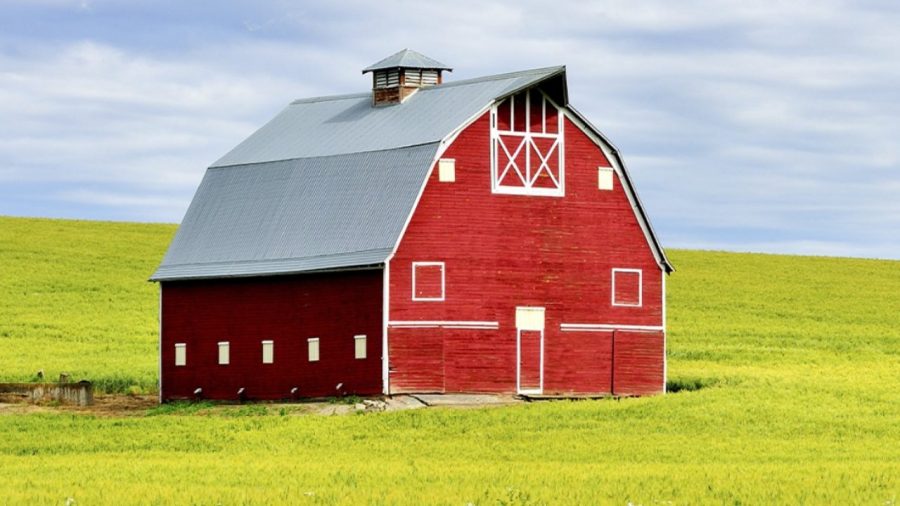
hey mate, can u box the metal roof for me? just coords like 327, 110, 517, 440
151, 144, 438, 281
362, 49, 452, 73
212, 66, 565, 168
152, 64, 672, 281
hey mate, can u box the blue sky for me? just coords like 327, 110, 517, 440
2, 1, 898, 259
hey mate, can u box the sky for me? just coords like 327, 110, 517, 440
1, 0, 898, 260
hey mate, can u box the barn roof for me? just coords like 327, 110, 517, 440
210, 66, 564, 167
151, 67, 566, 281
361, 48, 452, 73
151, 64, 672, 281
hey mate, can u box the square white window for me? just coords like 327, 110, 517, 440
412, 261, 445, 301
354, 335, 367, 360
598, 167, 614, 191
438, 158, 456, 182
612, 268, 643, 307
515, 307, 545, 331
174, 343, 186, 367
218, 341, 230, 365
261, 340, 274, 364
308, 337, 320, 362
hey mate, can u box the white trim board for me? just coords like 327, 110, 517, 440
382, 263, 390, 395
560, 323, 663, 332
389, 320, 499, 329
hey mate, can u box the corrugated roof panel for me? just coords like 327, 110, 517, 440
151, 143, 438, 281
362, 49, 452, 72
211, 66, 565, 167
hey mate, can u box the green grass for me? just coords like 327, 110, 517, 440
1, 215, 899, 504
0, 216, 175, 393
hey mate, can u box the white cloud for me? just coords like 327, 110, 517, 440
0, 0, 898, 259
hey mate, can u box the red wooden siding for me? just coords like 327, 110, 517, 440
612, 331, 665, 396
161, 269, 383, 401
389, 93, 664, 395
543, 331, 613, 394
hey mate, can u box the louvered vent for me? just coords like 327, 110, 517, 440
374, 70, 400, 89
422, 70, 439, 85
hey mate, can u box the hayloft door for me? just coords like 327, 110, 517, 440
516, 307, 545, 394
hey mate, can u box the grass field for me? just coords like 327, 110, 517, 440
1, 215, 898, 504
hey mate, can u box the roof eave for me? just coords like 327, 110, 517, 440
567, 106, 675, 274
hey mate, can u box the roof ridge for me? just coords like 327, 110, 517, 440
290, 91, 370, 105
430, 65, 565, 89
287, 66, 565, 105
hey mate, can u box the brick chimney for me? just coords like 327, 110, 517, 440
362, 49, 452, 106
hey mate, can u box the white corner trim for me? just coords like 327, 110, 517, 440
411, 261, 445, 302
612, 268, 643, 307
158, 284, 162, 402
662, 269, 667, 393
382, 262, 390, 395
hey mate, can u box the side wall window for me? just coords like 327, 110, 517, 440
612, 268, 642, 307
308, 338, 320, 362
412, 261, 445, 301
354, 335, 367, 359
174, 343, 186, 366
218, 342, 230, 365
261, 340, 274, 364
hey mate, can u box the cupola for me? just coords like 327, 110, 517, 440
362, 49, 452, 106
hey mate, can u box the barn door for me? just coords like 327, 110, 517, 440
516, 307, 545, 394
517, 330, 543, 393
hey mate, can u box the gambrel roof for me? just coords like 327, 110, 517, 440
151, 66, 672, 281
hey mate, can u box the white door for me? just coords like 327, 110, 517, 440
515, 307, 545, 394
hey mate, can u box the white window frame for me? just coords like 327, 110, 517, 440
261, 340, 274, 364
612, 268, 643, 307
598, 166, 615, 191
174, 343, 186, 367
354, 334, 367, 360
217, 341, 230, 365
307, 337, 320, 362
490, 88, 565, 197
438, 158, 456, 182
412, 261, 445, 302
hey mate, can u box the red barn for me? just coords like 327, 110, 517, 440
151, 50, 674, 402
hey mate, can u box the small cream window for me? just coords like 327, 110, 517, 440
174, 343, 186, 367
438, 158, 456, 182
515, 307, 545, 331
261, 340, 274, 364
308, 338, 320, 362
217, 341, 230, 365
598, 167, 614, 190
354, 335, 367, 360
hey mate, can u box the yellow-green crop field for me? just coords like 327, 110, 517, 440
1, 215, 898, 504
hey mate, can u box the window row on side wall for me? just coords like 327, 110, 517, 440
172, 335, 367, 367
